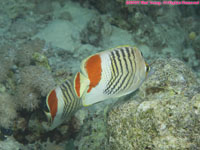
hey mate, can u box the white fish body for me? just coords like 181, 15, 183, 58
74, 45, 150, 106
45, 79, 81, 130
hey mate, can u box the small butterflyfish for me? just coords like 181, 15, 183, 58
74, 45, 151, 106
45, 79, 81, 130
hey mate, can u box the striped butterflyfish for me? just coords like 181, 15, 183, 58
74, 45, 151, 106
45, 79, 81, 130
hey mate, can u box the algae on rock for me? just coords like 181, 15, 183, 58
74, 108, 108, 150
107, 58, 200, 150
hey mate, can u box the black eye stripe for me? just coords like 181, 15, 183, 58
146, 65, 150, 72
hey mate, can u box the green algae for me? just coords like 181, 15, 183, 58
33, 52, 51, 71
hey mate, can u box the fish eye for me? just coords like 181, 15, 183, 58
145, 63, 150, 78
145, 63, 150, 73
147, 65, 150, 72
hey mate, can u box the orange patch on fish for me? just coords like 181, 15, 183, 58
75, 72, 81, 97
48, 90, 58, 121
85, 54, 102, 93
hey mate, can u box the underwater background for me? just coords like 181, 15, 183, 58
0, 0, 200, 149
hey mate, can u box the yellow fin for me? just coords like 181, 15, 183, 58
46, 88, 54, 111
44, 111, 52, 122
115, 45, 131, 48
104, 45, 133, 53
80, 56, 89, 77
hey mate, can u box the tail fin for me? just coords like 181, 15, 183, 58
44, 111, 51, 121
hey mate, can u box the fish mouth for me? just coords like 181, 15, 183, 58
146, 60, 156, 79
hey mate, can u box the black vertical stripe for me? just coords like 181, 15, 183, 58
60, 87, 71, 118
64, 80, 80, 118
122, 47, 135, 90
112, 48, 130, 93
64, 82, 74, 117
126, 48, 137, 89
106, 49, 124, 94
104, 47, 137, 95
104, 50, 119, 93
111, 51, 119, 75
60, 81, 79, 119
61, 83, 72, 103
60, 84, 71, 118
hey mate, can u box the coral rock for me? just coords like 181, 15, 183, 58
107, 58, 200, 150
0, 93, 17, 129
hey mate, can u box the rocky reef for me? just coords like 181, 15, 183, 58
107, 58, 200, 150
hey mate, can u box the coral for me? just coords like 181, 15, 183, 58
74, 109, 108, 150
15, 65, 56, 110
0, 43, 16, 83
43, 140, 65, 150
0, 136, 23, 150
0, 84, 6, 93
33, 0, 53, 14
106, 58, 200, 150
182, 48, 199, 72
189, 31, 197, 40
80, 16, 104, 47
0, 93, 17, 129
138, 58, 197, 98
33, 52, 51, 71
13, 110, 71, 145
108, 94, 200, 150
80, 15, 112, 47
23, 139, 67, 150
58, 11, 73, 21
192, 35, 200, 69
0, 64, 9, 83
9, 18, 38, 39
16, 38, 45, 67
0, 0, 35, 20
16, 84, 40, 111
